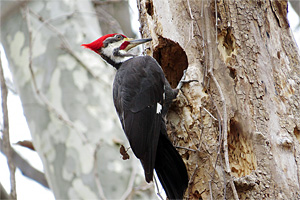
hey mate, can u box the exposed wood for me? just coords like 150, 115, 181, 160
138, 0, 300, 199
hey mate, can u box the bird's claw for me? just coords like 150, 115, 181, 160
176, 70, 198, 90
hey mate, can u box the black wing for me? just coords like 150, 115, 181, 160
113, 56, 165, 182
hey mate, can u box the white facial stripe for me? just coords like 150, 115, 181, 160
101, 40, 133, 63
114, 55, 132, 63
156, 103, 162, 114
101, 40, 123, 57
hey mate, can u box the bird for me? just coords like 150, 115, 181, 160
82, 33, 189, 199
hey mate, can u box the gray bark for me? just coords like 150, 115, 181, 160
138, 0, 300, 199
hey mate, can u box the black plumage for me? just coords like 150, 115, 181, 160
113, 56, 188, 199
82, 34, 189, 199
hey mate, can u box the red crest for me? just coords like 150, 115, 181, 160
81, 33, 127, 53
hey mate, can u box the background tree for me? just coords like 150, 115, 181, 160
137, 0, 300, 199
0, 0, 156, 199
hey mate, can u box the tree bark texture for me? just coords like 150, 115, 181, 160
1, 0, 155, 199
138, 0, 300, 199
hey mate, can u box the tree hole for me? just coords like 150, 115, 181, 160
153, 36, 188, 88
218, 27, 236, 62
294, 127, 300, 144
145, 0, 154, 16
229, 67, 237, 79
223, 28, 235, 56
228, 118, 257, 177
277, 51, 281, 59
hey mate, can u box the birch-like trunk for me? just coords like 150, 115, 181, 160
138, 0, 300, 199
1, 1, 156, 199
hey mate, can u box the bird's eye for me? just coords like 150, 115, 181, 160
115, 34, 123, 39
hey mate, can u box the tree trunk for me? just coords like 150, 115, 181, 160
1, 1, 155, 199
138, 0, 300, 199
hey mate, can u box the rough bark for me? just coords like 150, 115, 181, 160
1, 0, 155, 199
138, 0, 300, 199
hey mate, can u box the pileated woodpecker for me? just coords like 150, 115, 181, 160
82, 33, 189, 199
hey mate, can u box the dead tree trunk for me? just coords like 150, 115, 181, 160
138, 0, 300, 199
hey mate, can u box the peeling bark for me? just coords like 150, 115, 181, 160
138, 0, 300, 199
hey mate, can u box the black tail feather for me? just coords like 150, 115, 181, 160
155, 133, 188, 200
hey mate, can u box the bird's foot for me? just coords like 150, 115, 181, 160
176, 70, 198, 90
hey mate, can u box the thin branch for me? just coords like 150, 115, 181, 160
62, 45, 103, 82
185, 0, 235, 198
24, 11, 69, 125
175, 146, 196, 152
5, 79, 17, 95
200, 1, 208, 89
228, 176, 239, 199
28, 9, 111, 88
186, 0, 194, 20
216, 115, 223, 166
210, 103, 223, 178
220, 159, 227, 200
215, 0, 218, 44
201, 0, 204, 17
209, 179, 213, 200
0, 182, 11, 199
33, 9, 120, 42
199, 3, 222, 199
153, 175, 164, 200
202, 106, 217, 121
0, 47, 17, 199
186, 0, 202, 43
0, 138, 49, 188
187, 163, 199, 199
24, 7, 89, 144
93, 142, 107, 200
33, 11, 75, 36
92, 6, 123, 34
92, 0, 127, 4
185, 0, 238, 199
133, 182, 153, 192
204, 6, 239, 200
120, 161, 138, 200
184, 0, 194, 49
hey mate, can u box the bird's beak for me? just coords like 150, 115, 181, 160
122, 38, 152, 51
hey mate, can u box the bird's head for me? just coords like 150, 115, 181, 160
81, 33, 152, 67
